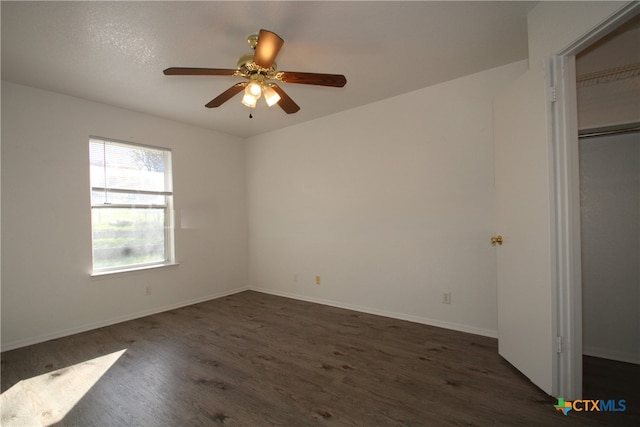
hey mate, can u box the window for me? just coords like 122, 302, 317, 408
89, 137, 174, 273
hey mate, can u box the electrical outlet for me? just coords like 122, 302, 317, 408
293, 273, 298, 283
145, 286, 151, 296
315, 275, 321, 285
442, 292, 451, 304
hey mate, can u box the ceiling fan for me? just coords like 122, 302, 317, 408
163, 29, 347, 115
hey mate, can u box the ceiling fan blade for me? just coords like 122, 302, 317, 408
279, 71, 347, 87
164, 67, 237, 76
205, 83, 246, 108
269, 84, 300, 114
253, 29, 284, 69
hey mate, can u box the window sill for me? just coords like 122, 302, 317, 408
90, 262, 180, 277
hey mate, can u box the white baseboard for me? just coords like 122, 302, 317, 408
583, 345, 640, 365
1, 287, 250, 352
250, 287, 498, 339
2, 286, 499, 352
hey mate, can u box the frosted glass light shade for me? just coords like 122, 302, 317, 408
263, 85, 281, 107
241, 92, 258, 108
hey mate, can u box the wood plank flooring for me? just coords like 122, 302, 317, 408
1, 291, 638, 426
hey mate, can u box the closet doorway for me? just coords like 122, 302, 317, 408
579, 129, 639, 402
575, 14, 640, 405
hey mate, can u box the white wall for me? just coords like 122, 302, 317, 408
580, 132, 640, 364
1, 81, 248, 350
527, 1, 629, 66
246, 61, 527, 337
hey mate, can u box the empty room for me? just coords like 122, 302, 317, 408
1, 1, 639, 426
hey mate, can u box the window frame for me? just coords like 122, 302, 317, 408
89, 136, 176, 275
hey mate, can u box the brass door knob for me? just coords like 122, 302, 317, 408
491, 235, 503, 246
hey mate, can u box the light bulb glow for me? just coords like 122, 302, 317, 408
247, 81, 262, 96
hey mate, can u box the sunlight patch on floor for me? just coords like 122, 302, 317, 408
1, 349, 126, 426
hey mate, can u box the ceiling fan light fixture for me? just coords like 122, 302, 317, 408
263, 84, 281, 106
164, 29, 345, 115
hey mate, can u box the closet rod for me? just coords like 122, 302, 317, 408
579, 123, 640, 139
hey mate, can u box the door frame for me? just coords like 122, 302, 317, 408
550, 2, 640, 400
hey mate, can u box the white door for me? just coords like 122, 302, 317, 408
493, 65, 555, 395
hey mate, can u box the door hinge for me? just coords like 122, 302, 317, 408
550, 86, 557, 103
557, 336, 563, 353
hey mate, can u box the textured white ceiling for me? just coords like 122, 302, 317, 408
1, 1, 536, 138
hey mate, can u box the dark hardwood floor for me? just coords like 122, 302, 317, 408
583, 355, 640, 418
1, 291, 637, 426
